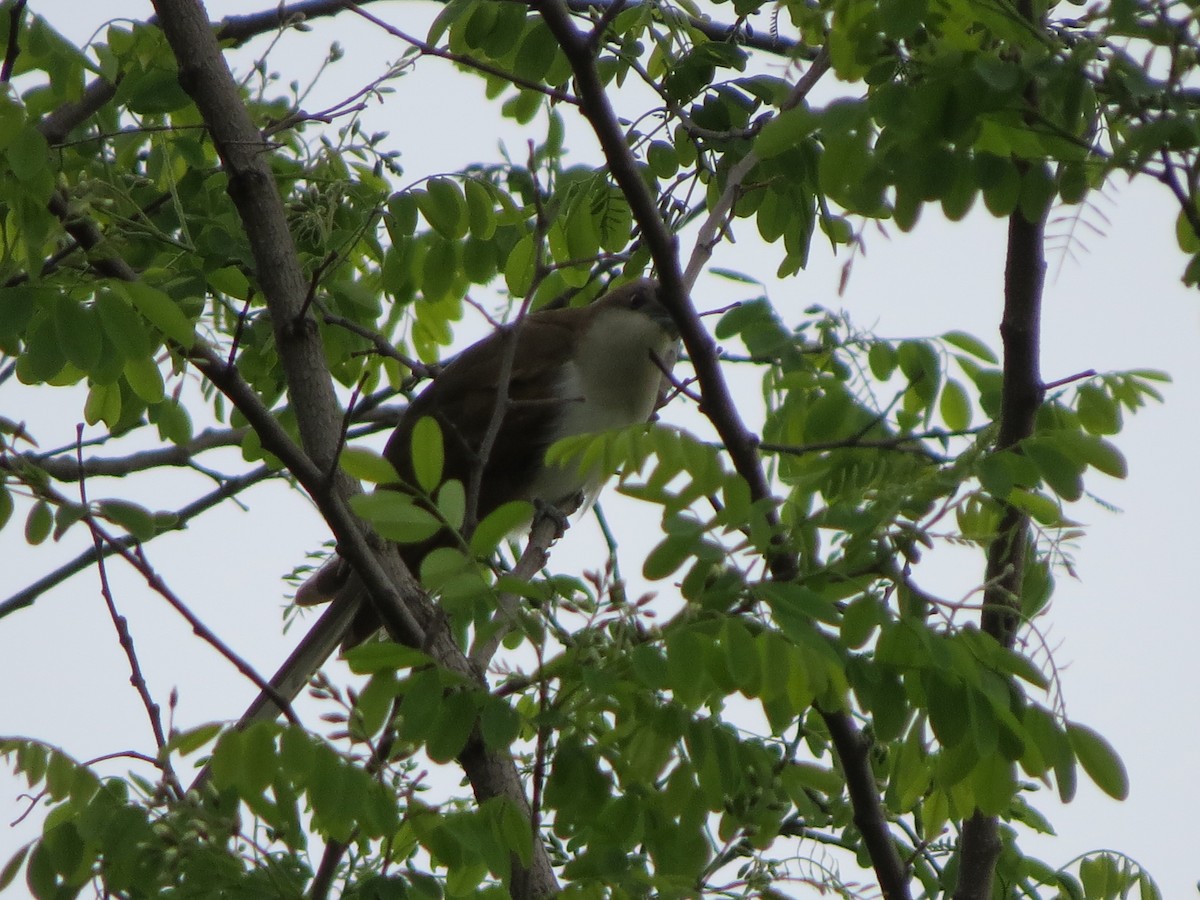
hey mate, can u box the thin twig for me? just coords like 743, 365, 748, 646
0, 0, 27, 83
76, 426, 183, 801
0, 465, 276, 620
348, 4, 579, 106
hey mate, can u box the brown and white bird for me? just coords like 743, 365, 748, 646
243, 278, 678, 723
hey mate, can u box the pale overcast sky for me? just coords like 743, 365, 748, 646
4, 2, 1198, 896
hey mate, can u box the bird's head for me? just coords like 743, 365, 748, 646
588, 278, 679, 341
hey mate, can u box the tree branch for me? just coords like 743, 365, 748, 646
149, 2, 557, 892
531, 13, 914, 898
33, 475, 301, 726
822, 711, 912, 900
0, 464, 275, 620
35, 0, 385, 146
532, 0, 786, 575
955, 4, 1048, 886
76, 426, 183, 800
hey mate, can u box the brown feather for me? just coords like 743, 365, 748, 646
295, 278, 676, 646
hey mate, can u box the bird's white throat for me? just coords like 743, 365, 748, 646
532, 305, 675, 504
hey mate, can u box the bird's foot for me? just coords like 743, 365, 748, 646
533, 492, 584, 540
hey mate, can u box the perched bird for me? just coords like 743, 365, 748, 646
242, 278, 678, 723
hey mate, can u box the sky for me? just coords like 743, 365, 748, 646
3, 1, 1199, 897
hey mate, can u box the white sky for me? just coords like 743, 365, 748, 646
3, 1, 1198, 896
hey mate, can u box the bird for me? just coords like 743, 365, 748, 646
239, 277, 679, 726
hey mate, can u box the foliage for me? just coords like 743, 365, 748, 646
0, 0, 1190, 896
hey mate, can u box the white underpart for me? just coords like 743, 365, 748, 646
531, 305, 675, 505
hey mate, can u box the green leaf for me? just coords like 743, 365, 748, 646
755, 105, 816, 159
942, 330, 998, 363
84, 382, 122, 427
1080, 855, 1116, 900
644, 533, 695, 580
25, 500, 52, 545
1076, 384, 1121, 435
96, 290, 153, 361
1024, 438, 1084, 501
939, 379, 972, 431
480, 697, 521, 750
239, 721, 278, 795
398, 670, 443, 743
419, 178, 468, 239
6, 125, 50, 184
1139, 872, 1163, 900
340, 446, 400, 484
427, 690, 478, 763
421, 235, 460, 302
0, 846, 28, 893
114, 282, 194, 348
436, 479, 465, 531
387, 191, 420, 239
166, 723, 222, 757
350, 491, 443, 544
1007, 488, 1061, 525
411, 416, 444, 493
53, 297, 102, 372
206, 266, 251, 299
0, 91, 25, 154
123, 355, 165, 404
97, 499, 156, 540
1066, 721, 1128, 800
0, 487, 13, 531
464, 179, 497, 240
646, 140, 678, 178
53, 503, 86, 541
972, 751, 1016, 816
868, 341, 897, 379
470, 501, 532, 556
1053, 431, 1127, 479
344, 642, 433, 674
504, 235, 536, 297
353, 671, 399, 740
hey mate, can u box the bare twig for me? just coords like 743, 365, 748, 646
348, 4, 579, 106
469, 498, 580, 668
76, 426, 183, 801
50, 473, 300, 725
0, 464, 276, 620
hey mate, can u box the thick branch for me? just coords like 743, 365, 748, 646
149, 3, 556, 892
533, 0, 787, 576
954, 206, 1045, 900
955, 31, 1048, 888
823, 712, 912, 900
533, 11, 915, 898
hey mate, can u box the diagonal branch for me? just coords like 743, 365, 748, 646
530, 11, 914, 898
76, 426, 183, 800
532, 0, 783, 572
0, 464, 276, 620
149, 2, 557, 894
36, 0, 386, 146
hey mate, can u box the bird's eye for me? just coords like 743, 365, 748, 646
630, 291, 647, 309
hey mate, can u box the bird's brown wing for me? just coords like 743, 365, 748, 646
385, 311, 584, 521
